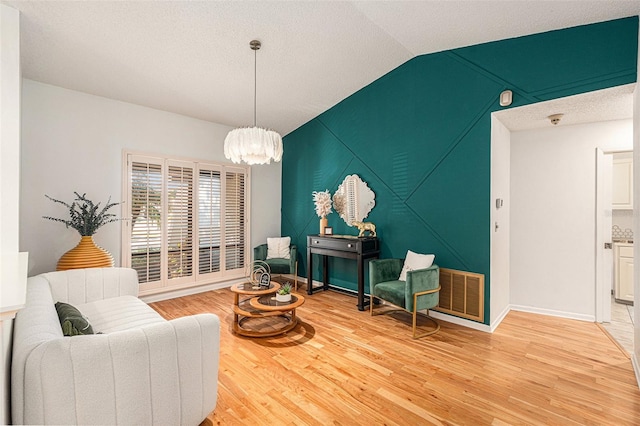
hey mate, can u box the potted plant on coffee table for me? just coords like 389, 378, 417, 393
275, 282, 292, 303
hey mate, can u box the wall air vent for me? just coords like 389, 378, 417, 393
435, 268, 485, 323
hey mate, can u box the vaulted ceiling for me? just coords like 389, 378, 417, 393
4, 1, 640, 135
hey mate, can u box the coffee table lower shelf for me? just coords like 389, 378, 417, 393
232, 293, 305, 338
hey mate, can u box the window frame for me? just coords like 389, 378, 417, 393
121, 150, 251, 295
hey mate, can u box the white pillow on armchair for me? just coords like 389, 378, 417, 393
267, 237, 291, 259
398, 250, 435, 281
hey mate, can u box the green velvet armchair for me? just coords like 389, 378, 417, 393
254, 244, 298, 290
369, 258, 440, 338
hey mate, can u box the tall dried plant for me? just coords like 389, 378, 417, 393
312, 190, 333, 218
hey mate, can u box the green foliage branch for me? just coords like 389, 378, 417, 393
43, 192, 121, 236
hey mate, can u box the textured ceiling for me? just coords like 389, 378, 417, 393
495, 84, 636, 131
3, 1, 640, 135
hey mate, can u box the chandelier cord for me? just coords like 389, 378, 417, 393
253, 44, 257, 127
223, 39, 282, 165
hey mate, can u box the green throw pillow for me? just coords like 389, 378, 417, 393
54, 302, 94, 336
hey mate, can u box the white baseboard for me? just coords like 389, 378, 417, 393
429, 311, 492, 333
140, 279, 244, 304
510, 304, 595, 322
489, 305, 511, 332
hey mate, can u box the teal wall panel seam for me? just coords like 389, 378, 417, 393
529, 69, 637, 98
406, 94, 498, 202
445, 51, 541, 104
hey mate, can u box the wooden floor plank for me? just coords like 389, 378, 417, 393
150, 287, 640, 425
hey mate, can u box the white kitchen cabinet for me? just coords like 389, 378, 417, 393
612, 158, 633, 210
615, 243, 634, 303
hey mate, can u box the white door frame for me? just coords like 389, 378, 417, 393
595, 148, 614, 323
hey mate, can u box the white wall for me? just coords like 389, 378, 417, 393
490, 116, 511, 327
0, 5, 24, 424
633, 29, 640, 380
511, 119, 632, 320
20, 79, 282, 276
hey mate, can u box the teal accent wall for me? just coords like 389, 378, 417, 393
281, 17, 638, 324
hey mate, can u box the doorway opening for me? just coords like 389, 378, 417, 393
600, 150, 634, 353
490, 84, 634, 342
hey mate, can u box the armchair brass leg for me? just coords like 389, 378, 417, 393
370, 294, 381, 316
370, 296, 406, 317
412, 309, 440, 339
371, 290, 440, 338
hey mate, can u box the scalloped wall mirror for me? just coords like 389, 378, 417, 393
332, 174, 375, 226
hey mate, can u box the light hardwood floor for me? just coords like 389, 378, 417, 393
602, 298, 634, 355
150, 287, 640, 425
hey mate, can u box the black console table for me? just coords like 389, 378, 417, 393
307, 235, 380, 311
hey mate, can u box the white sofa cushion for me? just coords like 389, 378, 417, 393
77, 295, 165, 333
44, 267, 139, 305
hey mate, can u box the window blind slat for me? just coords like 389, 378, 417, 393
225, 171, 246, 271
167, 165, 194, 279
130, 161, 163, 284
198, 169, 221, 274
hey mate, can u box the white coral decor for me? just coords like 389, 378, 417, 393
312, 190, 333, 218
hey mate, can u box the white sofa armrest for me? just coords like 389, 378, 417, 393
20, 313, 220, 425
42, 267, 139, 305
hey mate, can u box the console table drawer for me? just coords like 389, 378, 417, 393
310, 237, 358, 252
308, 235, 379, 254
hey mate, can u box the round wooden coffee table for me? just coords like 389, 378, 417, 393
231, 282, 305, 337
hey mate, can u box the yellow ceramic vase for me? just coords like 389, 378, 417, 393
56, 236, 114, 271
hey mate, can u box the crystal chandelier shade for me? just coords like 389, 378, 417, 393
224, 40, 283, 165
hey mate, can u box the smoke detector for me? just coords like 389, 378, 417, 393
548, 114, 564, 125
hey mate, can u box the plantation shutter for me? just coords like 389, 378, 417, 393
166, 162, 194, 281
130, 160, 163, 285
197, 167, 221, 275
225, 170, 246, 272
124, 152, 249, 294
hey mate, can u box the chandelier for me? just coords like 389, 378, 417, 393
224, 40, 283, 165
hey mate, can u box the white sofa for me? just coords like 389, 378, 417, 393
11, 267, 220, 425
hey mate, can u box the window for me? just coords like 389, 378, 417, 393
122, 152, 250, 294
198, 169, 221, 275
